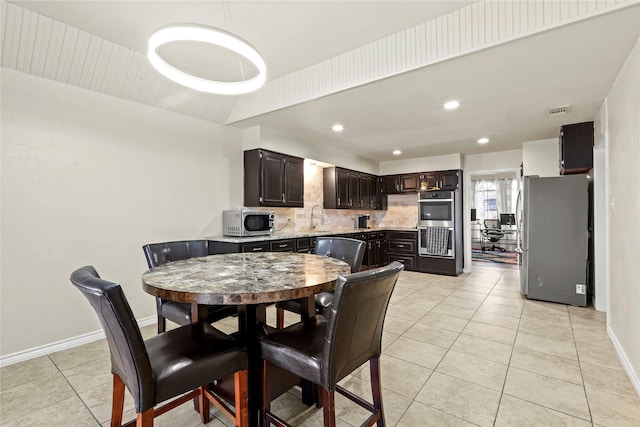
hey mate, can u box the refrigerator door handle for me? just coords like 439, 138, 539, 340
515, 190, 523, 253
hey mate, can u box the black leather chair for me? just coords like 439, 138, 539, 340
275, 237, 366, 329
70, 266, 248, 427
143, 240, 237, 333
260, 261, 404, 427
482, 219, 506, 252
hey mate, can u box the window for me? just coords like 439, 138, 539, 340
474, 181, 498, 222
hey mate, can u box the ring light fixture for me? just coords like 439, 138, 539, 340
147, 24, 266, 95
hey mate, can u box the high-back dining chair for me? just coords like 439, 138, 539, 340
70, 266, 248, 427
275, 237, 366, 329
143, 240, 237, 333
260, 261, 404, 427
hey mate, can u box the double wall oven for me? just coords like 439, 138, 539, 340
417, 191, 455, 258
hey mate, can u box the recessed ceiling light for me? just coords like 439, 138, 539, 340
477, 137, 490, 144
393, 150, 402, 156
444, 100, 460, 110
331, 124, 344, 132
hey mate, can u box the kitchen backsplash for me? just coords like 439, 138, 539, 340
249, 163, 419, 232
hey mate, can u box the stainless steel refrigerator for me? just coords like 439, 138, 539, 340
520, 175, 589, 306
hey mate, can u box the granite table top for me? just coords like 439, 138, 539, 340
142, 252, 351, 305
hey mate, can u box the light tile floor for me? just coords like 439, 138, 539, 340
2, 263, 639, 426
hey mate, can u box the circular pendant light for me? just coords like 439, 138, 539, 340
147, 24, 266, 95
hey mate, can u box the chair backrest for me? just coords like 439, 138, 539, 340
70, 266, 153, 412
321, 261, 404, 389
484, 219, 501, 230
143, 240, 209, 268
315, 237, 366, 273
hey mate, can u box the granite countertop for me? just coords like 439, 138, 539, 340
206, 227, 417, 243
142, 252, 351, 305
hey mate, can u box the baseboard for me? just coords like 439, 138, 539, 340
607, 325, 640, 398
0, 316, 156, 368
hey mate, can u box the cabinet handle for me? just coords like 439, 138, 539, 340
397, 244, 404, 248
282, 193, 285, 202
338, 197, 340, 205
350, 199, 352, 206
252, 247, 263, 252
278, 244, 287, 248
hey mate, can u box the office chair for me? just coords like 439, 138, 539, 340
482, 219, 506, 252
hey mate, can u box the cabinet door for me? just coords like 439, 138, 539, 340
424, 172, 440, 191
560, 121, 594, 175
382, 175, 400, 194
284, 155, 304, 207
261, 151, 285, 205
400, 173, 420, 192
439, 170, 459, 191
336, 168, 351, 208
360, 175, 373, 209
348, 172, 360, 208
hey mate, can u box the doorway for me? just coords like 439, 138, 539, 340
464, 170, 520, 271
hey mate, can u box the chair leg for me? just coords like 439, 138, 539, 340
198, 386, 210, 424
111, 374, 125, 427
276, 307, 285, 329
370, 358, 385, 427
234, 370, 249, 427
156, 298, 166, 334
157, 316, 166, 333
136, 408, 153, 427
321, 389, 336, 427
262, 361, 272, 427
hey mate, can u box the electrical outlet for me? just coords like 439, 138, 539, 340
576, 284, 586, 295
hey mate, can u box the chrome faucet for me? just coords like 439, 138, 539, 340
310, 204, 325, 230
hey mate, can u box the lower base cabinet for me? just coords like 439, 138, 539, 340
385, 231, 417, 271
417, 256, 461, 276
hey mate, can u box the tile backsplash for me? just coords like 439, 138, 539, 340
249, 163, 418, 232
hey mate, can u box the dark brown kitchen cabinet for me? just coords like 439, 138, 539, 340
386, 230, 417, 271
324, 167, 376, 209
421, 170, 460, 191
244, 149, 304, 208
382, 173, 420, 193
382, 175, 400, 194
399, 173, 420, 192
559, 121, 594, 175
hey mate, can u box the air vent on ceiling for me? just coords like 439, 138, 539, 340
546, 105, 571, 117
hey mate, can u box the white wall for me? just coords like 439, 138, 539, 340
1, 70, 244, 357
603, 38, 640, 394
463, 149, 522, 173
379, 153, 462, 175
522, 138, 560, 177
243, 126, 379, 175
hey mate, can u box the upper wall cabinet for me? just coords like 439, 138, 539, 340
421, 170, 460, 191
559, 121, 594, 175
244, 149, 304, 207
323, 167, 380, 209
381, 173, 420, 194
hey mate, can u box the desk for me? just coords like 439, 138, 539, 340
142, 252, 351, 427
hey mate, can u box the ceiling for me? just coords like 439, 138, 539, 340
5, 1, 640, 163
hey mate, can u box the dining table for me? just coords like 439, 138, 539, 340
141, 251, 352, 427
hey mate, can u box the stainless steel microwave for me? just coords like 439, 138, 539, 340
223, 210, 274, 237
